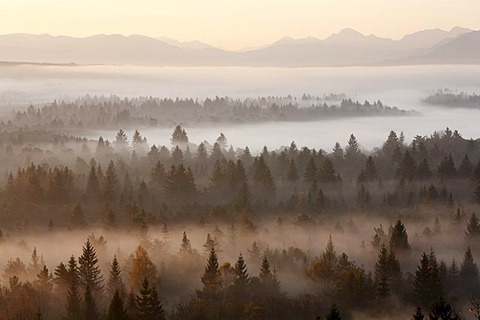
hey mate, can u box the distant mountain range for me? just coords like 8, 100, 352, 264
0, 27, 478, 67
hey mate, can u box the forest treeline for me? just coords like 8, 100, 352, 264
1, 125, 480, 319
0, 125, 479, 229
2, 95, 416, 130
2, 217, 480, 319
424, 90, 480, 109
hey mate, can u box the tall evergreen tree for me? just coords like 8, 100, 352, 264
83, 285, 100, 320
107, 255, 126, 300
78, 239, 104, 295
460, 247, 480, 297
389, 220, 411, 255
108, 290, 129, 320
429, 297, 459, 320
136, 279, 165, 320
197, 247, 223, 301
304, 157, 317, 183
65, 256, 82, 320
258, 256, 281, 299
413, 251, 443, 307
286, 158, 299, 182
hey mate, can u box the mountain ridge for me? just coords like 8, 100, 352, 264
0, 27, 476, 67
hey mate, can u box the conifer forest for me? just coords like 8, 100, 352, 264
0, 91, 480, 320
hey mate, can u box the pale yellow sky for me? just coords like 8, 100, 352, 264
1, 0, 479, 50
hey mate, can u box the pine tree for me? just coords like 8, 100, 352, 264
171, 146, 184, 165
460, 247, 480, 297
104, 161, 118, 201
107, 255, 126, 300
108, 290, 129, 320
286, 158, 299, 182
416, 158, 432, 180
115, 129, 128, 146
78, 239, 104, 295
458, 154, 473, 178
318, 158, 339, 183
413, 251, 443, 307
71, 202, 87, 229
171, 125, 188, 145
389, 220, 411, 255
136, 279, 165, 320
396, 150, 416, 181
65, 256, 82, 320
304, 157, 317, 183
437, 154, 457, 179
83, 285, 100, 320
259, 256, 281, 299
197, 247, 222, 301
374, 244, 390, 299
362, 156, 378, 181
429, 296, 459, 320
345, 134, 361, 159
466, 213, 480, 240
178, 231, 193, 256
86, 165, 100, 198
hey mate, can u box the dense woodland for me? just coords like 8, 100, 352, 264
3, 94, 416, 130
424, 90, 480, 109
1, 98, 480, 319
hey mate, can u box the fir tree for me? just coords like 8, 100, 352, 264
83, 285, 100, 320
78, 239, 104, 295
197, 247, 222, 301
460, 247, 480, 297
108, 290, 129, 320
286, 158, 299, 182
71, 202, 87, 229
136, 279, 165, 320
65, 256, 82, 320
107, 255, 126, 299
259, 256, 282, 299
304, 157, 317, 183
466, 213, 480, 240
389, 220, 411, 255
429, 296, 459, 320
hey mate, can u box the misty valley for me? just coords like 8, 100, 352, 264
1, 86, 480, 320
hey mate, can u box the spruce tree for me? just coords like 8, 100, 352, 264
65, 256, 82, 320
136, 279, 165, 320
286, 158, 299, 182
429, 297, 459, 320
83, 285, 100, 320
108, 290, 129, 320
466, 213, 480, 240
389, 220, 411, 255
413, 251, 443, 307
460, 247, 480, 297
374, 244, 390, 299
78, 239, 104, 295
259, 256, 281, 299
304, 157, 317, 183
71, 202, 87, 229
107, 255, 126, 299
197, 247, 222, 301
318, 158, 339, 183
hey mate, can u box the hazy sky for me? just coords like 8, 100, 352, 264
1, 0, 479, 50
